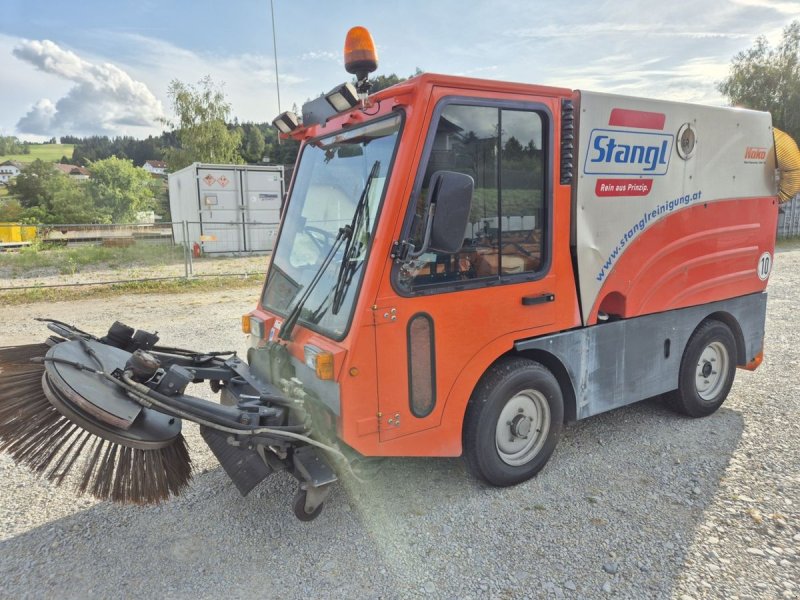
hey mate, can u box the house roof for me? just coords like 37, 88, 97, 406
0, 160, 23, 168
145, 160, 167, 168
54, 163, 90, 176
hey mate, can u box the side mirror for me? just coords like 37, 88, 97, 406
401, 171, 474, 260
427, 171, 474, 253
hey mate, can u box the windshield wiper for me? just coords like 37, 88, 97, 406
331, 160, 380, 315
278, 227, 348, 342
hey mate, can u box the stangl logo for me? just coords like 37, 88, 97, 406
584, 129, 674, 176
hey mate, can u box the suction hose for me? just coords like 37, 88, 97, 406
774, 127, 800, 203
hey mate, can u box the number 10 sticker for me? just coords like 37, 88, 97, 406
757, 252, 772, 281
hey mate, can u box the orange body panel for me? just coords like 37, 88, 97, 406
356, 82, 579, 457
589, 196, 779, 324
259, 74, 580, 458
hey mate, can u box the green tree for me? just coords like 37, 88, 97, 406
47, 181, 106, 224
0, 136, 27, 155
242, 126, 266, 163
88, 157, 157, 222
363, 69, 422, 93
503, 136, 524, 160
71, 136, 114, 165
0, 198, 24, 222
367, 73, 405, 93
8, 159, 62, 209
163, 76, 244, 170
718, 21, 800, 141
7, 160, 107, 224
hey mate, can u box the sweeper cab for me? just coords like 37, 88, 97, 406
2, 26, 799, 521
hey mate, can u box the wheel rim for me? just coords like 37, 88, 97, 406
694, 341, 729, 401
495, 389, 550, 466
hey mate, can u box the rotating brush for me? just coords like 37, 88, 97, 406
0, 341, 192, 504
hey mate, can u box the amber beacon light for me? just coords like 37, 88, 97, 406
344, 26, 378, 87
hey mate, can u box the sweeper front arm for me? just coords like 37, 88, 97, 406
0, 320, 339, 520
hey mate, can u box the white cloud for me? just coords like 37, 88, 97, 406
12, 39, 164, 136
110, 33, 309, 124
730, 0, 800, 15
455, 65, 499, 77
301, 50, 340, 62
542, 54, 731, 106
17, 99, 57, 133
507, 22, 752, 40
4, 0, 799, 140
3, 32, 326, 138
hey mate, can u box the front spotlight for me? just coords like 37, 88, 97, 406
325, 83, 359, 113
272, 111, 300, 134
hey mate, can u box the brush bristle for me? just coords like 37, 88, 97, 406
0, 343, 51, 376
0, 347, 192, 504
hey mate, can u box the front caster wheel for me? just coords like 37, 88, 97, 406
463, 357, 563, 486
292, 489, 324, 521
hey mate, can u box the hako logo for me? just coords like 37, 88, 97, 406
745, 147, 767, 162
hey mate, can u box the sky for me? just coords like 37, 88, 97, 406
1, 0, 799, 141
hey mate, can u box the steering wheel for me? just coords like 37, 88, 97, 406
304, 226, 336, 252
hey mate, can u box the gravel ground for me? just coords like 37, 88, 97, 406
0, 249, 798, 600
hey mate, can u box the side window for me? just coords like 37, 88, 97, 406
397, 104, 546, 293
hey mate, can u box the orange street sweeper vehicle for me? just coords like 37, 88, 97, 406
2, 27, 797, 520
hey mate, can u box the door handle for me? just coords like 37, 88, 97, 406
521, 293, 555, 306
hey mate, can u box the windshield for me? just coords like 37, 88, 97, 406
262, 113, 402, 339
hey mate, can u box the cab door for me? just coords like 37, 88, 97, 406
373, 94, 565, 443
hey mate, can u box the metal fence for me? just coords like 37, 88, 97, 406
778, 195, 800, 239
2, 196, 799, 292
0, 221, 273, 291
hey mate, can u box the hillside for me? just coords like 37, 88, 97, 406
0, 144, 74, 163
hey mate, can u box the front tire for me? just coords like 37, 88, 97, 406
667, 319, 737, 418
463, 357, 563, 486
292, 489, 323, 521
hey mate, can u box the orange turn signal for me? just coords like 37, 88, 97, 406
241, 314, 251, 334
344, 26, 378, 79
304, 345, 336, 380
315, 352, 335, 380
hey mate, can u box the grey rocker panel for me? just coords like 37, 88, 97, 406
515, 293, 767, 420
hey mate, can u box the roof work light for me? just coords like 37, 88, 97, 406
272, 111, 300, 134
325, 82, 360, 112
344, 26, 378, 93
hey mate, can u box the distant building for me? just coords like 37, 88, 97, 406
0, 160, 23, 184
143, 160, 167, 176
53, 163, 90, 181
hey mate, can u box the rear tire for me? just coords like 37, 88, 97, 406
463, 357, 563, 486
667, 319, 737, 418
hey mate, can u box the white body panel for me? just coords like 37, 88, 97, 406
574, 91, 776, 322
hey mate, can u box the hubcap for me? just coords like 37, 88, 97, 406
495, 389, 550, 466
695, 341, 729, 401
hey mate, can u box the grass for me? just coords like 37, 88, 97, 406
0, 274, 264, 305
0, 144, 75, 163
0, 241, 185, 276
